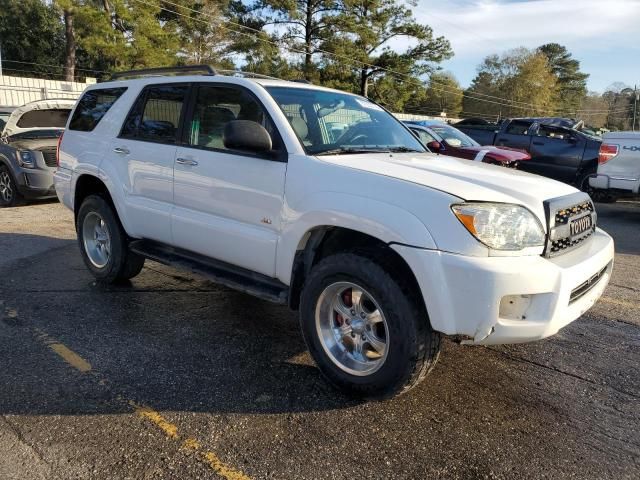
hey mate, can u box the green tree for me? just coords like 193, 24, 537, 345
0, 0, 65, 78
224, 0, 296, 77
322, 0, 452, 100
405, 72, 462, 117
464, 48, 557, 118
256, 0, 340, 80
538, 43, 588, 114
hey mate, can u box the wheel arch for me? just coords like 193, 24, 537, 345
73, 173, 133, 235
286, 225, 428, 314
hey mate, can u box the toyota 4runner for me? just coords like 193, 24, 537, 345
54, 66, 614, 399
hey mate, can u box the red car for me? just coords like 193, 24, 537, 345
405, 120, 530, 167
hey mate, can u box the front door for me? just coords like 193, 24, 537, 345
171, 84, 287, 277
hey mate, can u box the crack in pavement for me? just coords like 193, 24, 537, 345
487, 347, 640, 401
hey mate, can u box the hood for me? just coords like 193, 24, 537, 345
457, 145, 530, 162
319, 152, 577, 223
2, 99, 75, 137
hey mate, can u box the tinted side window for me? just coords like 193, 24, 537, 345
413, 129, 436, 145
538, 125, 574, 141
505, 121, 532, 135
121, 85, 188, 143
188, 85, 281, 152
69, 88, 127, 131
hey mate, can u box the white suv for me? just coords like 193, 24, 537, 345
55, 66, 614, 398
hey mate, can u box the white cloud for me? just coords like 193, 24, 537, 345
415, 0, 640, 56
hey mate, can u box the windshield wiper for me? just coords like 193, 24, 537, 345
387, 146, 424, 153
313, 147, 391, 156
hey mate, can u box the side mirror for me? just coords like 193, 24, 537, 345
223, 120, 272, 153
427, 140, 442, 151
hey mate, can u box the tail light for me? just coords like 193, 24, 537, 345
56, 132, 64, 167
598, 143, 618, 164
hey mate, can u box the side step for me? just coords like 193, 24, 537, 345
129, 240, 289, 304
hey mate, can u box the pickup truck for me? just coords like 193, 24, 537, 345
0, 99, 75, 206
456, 118, 601, 189
589, 131, 640, 200
55, 66, 614, 399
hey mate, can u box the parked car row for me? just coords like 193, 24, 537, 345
455, 117, 602, 189
51, 65, 613, 399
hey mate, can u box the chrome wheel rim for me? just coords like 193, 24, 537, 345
315, 281, 389, 376
82, 212, 111, 268
0, 170, 13, 203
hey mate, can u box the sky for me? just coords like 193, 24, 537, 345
413, 0, 640, 93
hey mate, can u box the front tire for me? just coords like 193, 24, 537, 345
76, 195, 144, 283
0, 164, 22, 207
299, 253, 440, 399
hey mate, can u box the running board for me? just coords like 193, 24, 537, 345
129, 240, 288, 304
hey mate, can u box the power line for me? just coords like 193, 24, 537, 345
1, 59, 108, 74
134, 0, 580, 115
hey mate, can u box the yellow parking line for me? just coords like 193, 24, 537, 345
32, 327, 252, 480
600, 296, 640, 310
131, 402, 179, 439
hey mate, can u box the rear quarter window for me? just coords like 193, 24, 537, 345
69, 87, 128, 132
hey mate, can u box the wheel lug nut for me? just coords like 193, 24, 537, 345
350, 309, 356, 316
360, 312, 366, 318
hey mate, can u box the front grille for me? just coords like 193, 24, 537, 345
38, 147, 57, 167
544, 193, 596, 257
569, 264, 608, 304
554, 201, 594, 225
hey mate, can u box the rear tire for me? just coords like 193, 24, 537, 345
0, 164, 22, 207
76, 195, 145, 283
299, 252, 440, 399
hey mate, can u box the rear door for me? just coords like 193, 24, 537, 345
112, 83, 190, 244
524, 124, 587, 183
171, 83, 287, 277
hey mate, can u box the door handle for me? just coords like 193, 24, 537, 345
176, 157, 198, 166
113, 147, 130, 155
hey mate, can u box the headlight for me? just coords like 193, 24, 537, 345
452, 202, 545, 250
18, 150, 35, 168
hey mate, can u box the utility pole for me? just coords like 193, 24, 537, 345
633, 85, 638, 132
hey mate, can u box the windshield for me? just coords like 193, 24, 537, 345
428, 124, 479, 148
266, 86, 425, 155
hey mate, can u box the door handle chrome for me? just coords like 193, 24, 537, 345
113, 147, 130, 155
176, 157, 198, 166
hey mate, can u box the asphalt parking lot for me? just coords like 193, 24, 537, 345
0, 200, 639, 480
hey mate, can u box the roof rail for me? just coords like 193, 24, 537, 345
216, 69, 280, 80
110, 65, 217, 81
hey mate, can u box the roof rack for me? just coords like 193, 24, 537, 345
215, 69, 280, 80
110, 65, 217, 81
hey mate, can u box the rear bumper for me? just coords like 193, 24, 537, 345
53, 168, 73, 210
590, 173, 640, 195
392, 228, 614, 345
